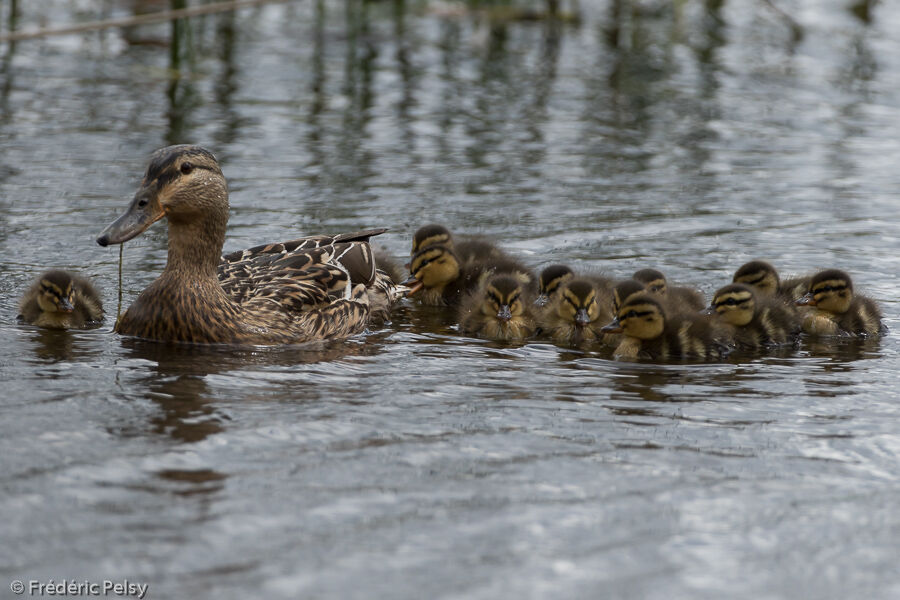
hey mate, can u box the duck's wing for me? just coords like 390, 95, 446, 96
219, 241, 380, 308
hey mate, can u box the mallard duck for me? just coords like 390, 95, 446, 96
95, 144, 403, 344
537, 277, 614, 346
535, 264, 574, 307
632, 268, 705, 311
18, 269, 104, 329
459, 274, 535, 341
707, 283, 799, 348
732, 260, 808, 302
405, 240, 533, 307
795, 269, 883, 337
600, 293, 730, 360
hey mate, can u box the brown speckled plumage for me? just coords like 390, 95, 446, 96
97, 145, 398, 345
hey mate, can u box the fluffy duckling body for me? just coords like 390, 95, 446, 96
795, 269, 883, 337
632, 268, 705, 312
535, 264, 574, 307
96, 145, 397, 345
18, 270, 104, 329
708, 283, 799, 349
406, 241, 533, 307
410, 224, 503, 266
459, 274, 535, 341
601, 293, 730, 360
732, 260, 808, 302
537, 277, 613, 346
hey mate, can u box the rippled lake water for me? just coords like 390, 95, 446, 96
2, 1, 900, 598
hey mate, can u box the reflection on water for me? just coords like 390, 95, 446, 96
2, 1, 900, 599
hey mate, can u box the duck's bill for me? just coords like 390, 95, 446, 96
96, 187, 164, 246
400, 276, 423, 296
534, 294, 549, 307
795, 293, 816, 306
600, 318, 623, 334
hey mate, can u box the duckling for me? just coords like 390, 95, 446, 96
18, 270, 104, 329
632, 268, 705, 312
537, 277, 613, 346
600, 293, 730, 360
405, 242, 534, 307
732, 260, 808, 302
535, 264, 574, 307
409, 224, 502, 266
612, 279, 646, 313
795, 269, 883, 337
459, 274, 535, 341
707, 283, 799, 349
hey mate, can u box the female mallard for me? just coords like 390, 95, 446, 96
96, 145, 402, 344
601, 293, 731, 360
537, 277, 614, 346
707, 283, 799, 349
732, 260, 808, 302
458, 274, 535, 341
18, 270, 104, 329
795, 269, 884, 337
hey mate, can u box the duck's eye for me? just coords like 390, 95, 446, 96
137, 198, 148, 208
625, 310, 638, 319
180, 162, 194, 174
726, 298, 737, 306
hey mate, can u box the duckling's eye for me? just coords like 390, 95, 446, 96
180, 162, 194, 175
726, 298, 738, 306
624, 310, 638, 319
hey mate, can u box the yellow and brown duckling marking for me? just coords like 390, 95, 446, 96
18, 270, 104, 329
732, 260, 808, 302
601, 293, 730, 361
95, 144, 388, 345
410, 224, 453, 257
707, 283, 799, 349
795, 269, 883, 337
459, 274, 535, 341
612, 279, 646, 314
632, 268, 705, 312
535, 264, 574, 307
537, 277, 614, 346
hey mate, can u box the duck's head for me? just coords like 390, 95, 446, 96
33, 270, 77, 315
708, 283, 756, 327
613, 279, 646, 313
601, 293, 665, 340
96, 145, 227, 246
555, 278, 600, 326
535, 264, 574, 306
405, 244, 460, 291
410, 224, 453, 257
480, 275, 527, 322
733, 260, 780, 297
633, 268, 668, 295
796, 269, 853, 314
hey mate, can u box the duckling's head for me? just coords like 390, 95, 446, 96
601, 293, 665, 340
407, 244, 461, 290
555, 278, 601, 326
480, 275, 527, 322
796, 269, 853, 314
97, 145, 227, 246
633, 268, 668, 296
709, 283, 756, 327
33, 270, 77, 315
733, 260, 780, 297
613, 279, 646, 313
410, 224, 453, 257
535, 264, 574, 306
